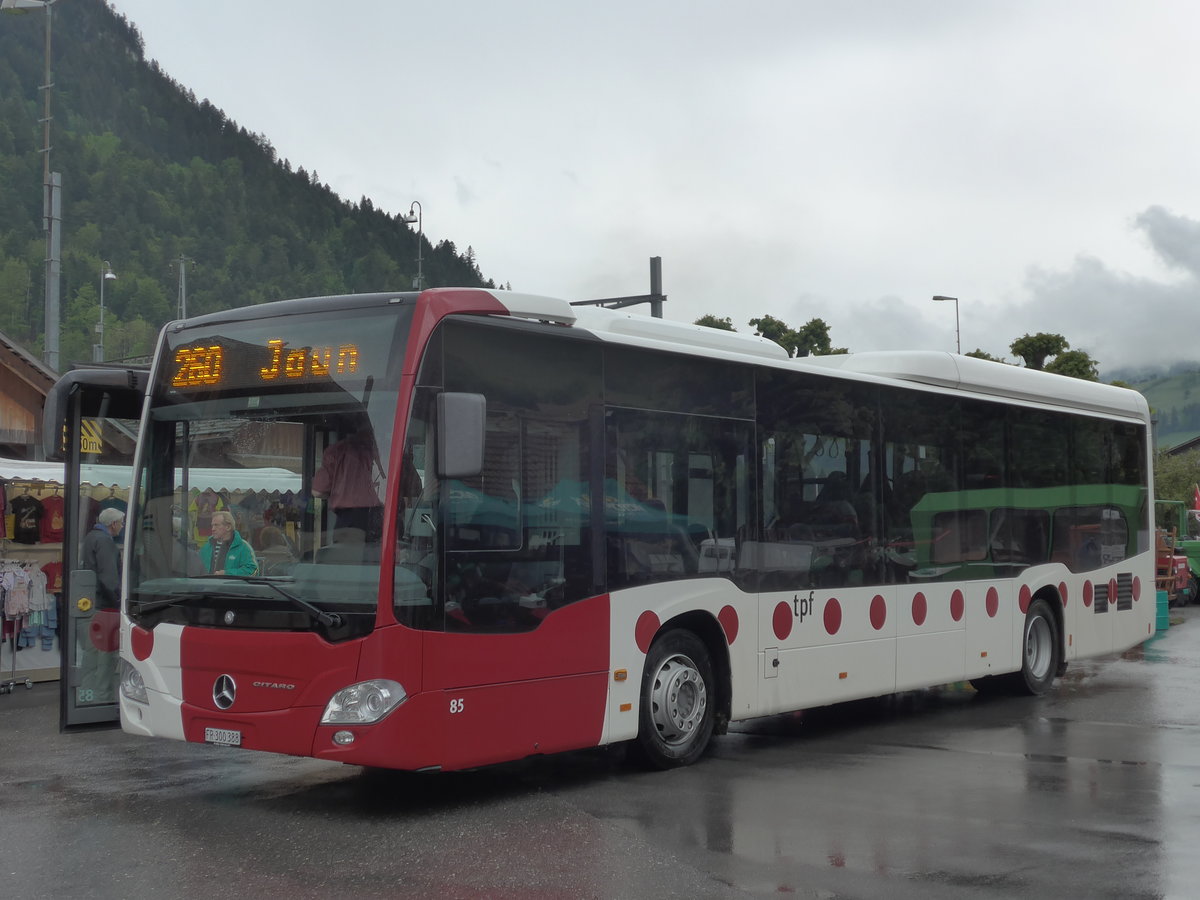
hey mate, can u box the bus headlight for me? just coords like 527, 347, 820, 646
320, 679, 407, 725
120, 660, 148, 705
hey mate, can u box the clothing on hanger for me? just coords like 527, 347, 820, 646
40, 492, 65, 543
9, 492, 43, 544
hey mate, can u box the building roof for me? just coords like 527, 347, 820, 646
0, 327, 57, 386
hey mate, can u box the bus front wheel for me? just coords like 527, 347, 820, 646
633, 629, 716, 769
1015, 598, 1060, 695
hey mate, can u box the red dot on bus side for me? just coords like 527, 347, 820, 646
950, 590, 964, 622
130, 624, 154, 661
1059, 582, 1068, 607
773, 602, 793, 641
635, 611, 660, 654
824, 598, 842, 636
1083, 581, 1094, 607
870, 595, 887, 630
1109, 579, 1118, 602
1133, 576, 1141, 602
985, 587, 999, 618
718, 605, 739, 645
1019, 585, 1032, 614
912, 592, 927, 626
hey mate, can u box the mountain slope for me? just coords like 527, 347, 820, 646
1135, 370, 1200, 449
0, 0, 492, 366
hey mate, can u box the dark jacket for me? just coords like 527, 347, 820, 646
82, 524, 120, 609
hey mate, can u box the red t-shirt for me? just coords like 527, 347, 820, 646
41, 561, 63, 594
41, 494, 65, 542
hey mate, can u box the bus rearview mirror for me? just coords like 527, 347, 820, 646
436, 392, 486, 479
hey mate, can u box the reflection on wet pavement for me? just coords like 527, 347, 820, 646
3, 609, 1200, 898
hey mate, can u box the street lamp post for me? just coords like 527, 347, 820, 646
94, 260, 115, 362
932, 295, 960, 354
401, 201, 422, 289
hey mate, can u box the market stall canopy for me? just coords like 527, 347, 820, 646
0, 456, 301, 493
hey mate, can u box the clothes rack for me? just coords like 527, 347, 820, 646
1, 557, 36, 694
0, 609, 33, 694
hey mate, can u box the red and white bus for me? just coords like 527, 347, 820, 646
95, 288, 1153, 770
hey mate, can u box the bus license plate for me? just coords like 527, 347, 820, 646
204, 727, 241, 746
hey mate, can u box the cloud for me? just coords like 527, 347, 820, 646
1006, 206, 1200, 374
454, 177, 478, 209
1134, 206, 1200, 278
107, 0, 1200, 382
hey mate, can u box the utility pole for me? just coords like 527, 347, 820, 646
571, 256, 667, 317
171, 255, 196, 319
1, 1, 60, 367
31, 0, 61, 371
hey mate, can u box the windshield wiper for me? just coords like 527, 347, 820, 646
131, 590, 247, 615
131, 580, 342, 629
242, 577, 342, 628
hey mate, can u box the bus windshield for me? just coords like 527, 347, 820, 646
127, 301, 413, 641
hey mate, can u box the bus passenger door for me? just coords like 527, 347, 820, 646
44, 369, 145, 730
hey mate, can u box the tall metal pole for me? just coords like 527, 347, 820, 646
403, 201, 422, 289
649, 257, 663, 318
172, 255, 195, 319
38, 1, 60, 370
932, 295, 960, 354
95, 260, 114, 362
94, 261, 104, 363
39, 0, 50, 189
46, 168, 60, 368
568, 256, 668, 315
1, 0, 59, 368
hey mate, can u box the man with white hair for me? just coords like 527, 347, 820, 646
199, 510, 257, 576
83, 506, 125, 609
78, 505, 125, 704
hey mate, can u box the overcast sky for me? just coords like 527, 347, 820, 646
109, 0, 1200, 376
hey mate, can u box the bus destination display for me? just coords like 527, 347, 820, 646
171, 337, 363, 391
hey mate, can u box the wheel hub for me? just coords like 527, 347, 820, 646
1025, 615, 1053, 680
649, 654, 708, 746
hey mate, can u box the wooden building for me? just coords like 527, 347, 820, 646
0, 328, 55, 460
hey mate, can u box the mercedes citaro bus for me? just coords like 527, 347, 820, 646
47, 288, 1155, 770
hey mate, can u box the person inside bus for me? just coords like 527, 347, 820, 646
171, 512, 205, 576
200, 510, 257, 576
312, 426, 384, 542
255, 524, 296, 575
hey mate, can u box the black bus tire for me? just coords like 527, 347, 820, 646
1014, 598, 1060, 696
632, 629, 716, 769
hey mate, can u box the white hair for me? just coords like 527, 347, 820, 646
211, 510, 236, 529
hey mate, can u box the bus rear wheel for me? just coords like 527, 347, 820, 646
633, 629, 715, 769
1014, 598, 1060, 695
971, 597, 1062, 697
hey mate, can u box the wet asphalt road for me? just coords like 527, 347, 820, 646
3, 609, 1200, 900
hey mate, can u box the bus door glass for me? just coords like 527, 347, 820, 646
57, 378, 142, 729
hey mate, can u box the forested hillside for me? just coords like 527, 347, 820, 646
0, 0, 493, 368
1136, 369, 1200, 450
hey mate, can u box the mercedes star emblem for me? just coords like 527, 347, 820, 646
213, 674, 237, 710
